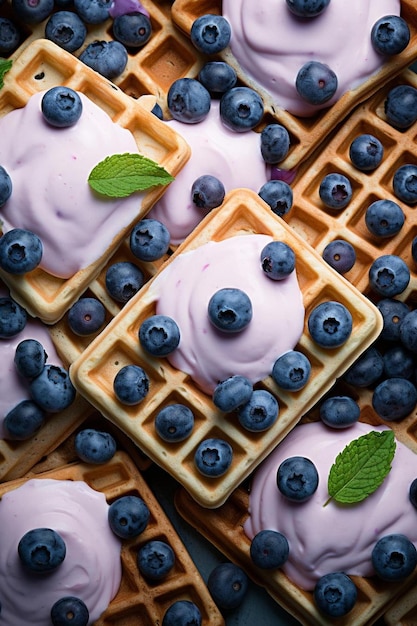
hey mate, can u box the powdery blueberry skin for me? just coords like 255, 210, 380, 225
250, 529, 289, 569
220, 86, 264, 132
50, 597, 89, 626
349, 133, 384, 171
237, 389, 279, 432
343, 346, 384, 387
113, 364, 150, 405
108, 495, 150, 539
74, 0, 112, 24
194, 438, 233, 477
372, 377, 417, 421
369, 254, 410, 297
155, 404, 194, 442
45, 10, 87, 53
385, 85, 417, 129
198, 61, 237, 96
162, 601, 202, 626
18, 528, 66, 573
139, 314, 180, 357
322, 240, 356, 274
208, 287, 253, 333
30, 364, 76, 412
260, 123, 291, 164
0, 165, 12, 207
296, 61, 338, 105
0, 228, 43, 274
207, 562, 249, 610
105, 261, 144, 303
67, 297, 106, 336
371, 15, 410, 56
130, 218, 170, 261
212, 375, 253, 412
365, 199, 405, 238
371, 534, 417, 581
314, 572, 357, 617
308, 300, 353, 348
75, 428, 117, 464
112, 12, 152, 47
167, 78, 211, 124
319, 395, 360, 428
260, 241, 295, 280
14, 338, 47, 379
11, 0, 54, 24
137, 540, 175, 580
0, 17, 20, 55
79, 40, 128, 79
383, 344, 415, 380
0, 296, 27, 338
393, 164, 417, 204
258, 179, 293, 217
41, 86, 83, 128
190, 14, 231, 54
286, 0, 330, 18
4, 400, 45, 440
272, 350, 311, 391
276, 455, 319, 502
400, 309, 417, 353
191, 174, 225, 210
319, 173, 352, 210
377, 298, 410, 342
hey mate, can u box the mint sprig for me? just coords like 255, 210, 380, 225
325, 429, 396, 506
88, 153, 174, 198
0, 58, 12, 90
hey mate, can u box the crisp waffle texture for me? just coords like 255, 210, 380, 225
3, 0, 206, 108
69, 188, 383, 508
171, 0, 417, 171
0, 38, 190, 324
0, 451, 224, 625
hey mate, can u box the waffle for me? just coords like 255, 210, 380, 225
69, 188, 382, 508
171, 0, 417, 172
0, 451, 224, 626
287, 67, 417, 302
1, 0, 206, 109
0, 38, 190, 324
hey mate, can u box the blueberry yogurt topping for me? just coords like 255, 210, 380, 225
260, 240, 295, 280
130, 217, 170, 261
286, 0, 331, 18
30, 364, 76, 412
191, 174, 225, 210
0, 295, 27, 338
258, 179, 293, 217
260, 123, 291, 164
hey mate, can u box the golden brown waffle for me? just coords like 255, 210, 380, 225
288, 67, 417, 301
384, 586, 417, 626
0, 38, 190, 324
171, 0, 417, 172
69, 188, 383, 508
0, 451, 225, 625
2, 0, 206, 107
174, 470, 417, 626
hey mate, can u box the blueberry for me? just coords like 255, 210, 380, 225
108, 495, 150, 539
322, 240, 356, 274
30, 364, 76, 412
250, 529, 289, 570
0, 17, 20, 55
105, 261, 144, 304
371, 15, 410, 56
0, 228, 43, 274
208, 288, 252, 333
0, 165, 12, 207
372, 377, 417, 420
50, 597, 89, 626
383, 345, 415, 379
377, 298, 410, 342
319, 173, 352, 210
258, 179, 293, 217
113, 364, 149, 405
0, 296, 27, 338
400, 310, 417, 353
4, 400, 45, 440
409, 478, 417, 509
167, 78, 211, 124
162, 601, 202, 626
137, 540, 175, 580
191, 174, 225, 210
260, 241, 295, 280
365, 199, 405, 238
74, 428, 117, 464
295, 61, 338, 105
41, 86, 83, 128
319, 395, 360, 428
372, 534, 417, 581
412, 236, 417, 264
286, 0, 330, 18
212, 375, 253, 412
237, 389, 279, 432
276, 455, 319, 502
393, 164, 417, 204
18, 528, 66, 573
11, 0, 54, 24
272, 350, 311, 391
220, 86, 264, 133
207, 562, 248, 610
79, 40, 128, 79
194, 438, 233, 477
349, 134, 384, 171
139, 314, 180, 356
369, 254, 410, 297
308, 301, 353, 348
260, 123, 291, 164
73, 0, 112, 24
155, 404, 194, 442
343, 346, 384, 387
314, 572, 357, 617
130, 218, 170, 261
385, 85, 417, 129
198, 61, 237, 96
45, 10, 87, 53
67, 297, 106, 336
190, 14, 231, 54
113, 12, 152, 47
14, 338, 47, 379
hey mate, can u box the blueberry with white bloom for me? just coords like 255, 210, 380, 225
314, 572, 357, 617
113, 364, 149, 405
51, 597, 89, 626
220, 86, 264, 132
0, 228, 43, 274
108, 495, 150, 539
208, 288, 252, 333
130, 218, 170, 261
75, 428, 117, 464
167, 78, 211, 124
190, 14, 231, 54
194, 438, 233, 477
277, 455, 319, 502
237, 389, 279, 432
139, 314, 180, 357
272, 350, 311, 391
372, 534, 417, 581
296, 61, 338, 105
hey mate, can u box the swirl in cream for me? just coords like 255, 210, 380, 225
244, 420, 417, 590
0, 478, 122, 624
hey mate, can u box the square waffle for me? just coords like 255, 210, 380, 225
171, 0, 417, 172
0, 38, 190, 324
69, 187, 383, 508
0, 451, 225, 625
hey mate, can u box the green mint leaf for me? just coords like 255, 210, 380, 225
88, 153, 174, 198
325, 429, 396, 505
0, 58, 12, 90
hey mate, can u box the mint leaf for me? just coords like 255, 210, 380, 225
88, 153, 174, 198
325, 429, 396, 505
0, 58, 12, 90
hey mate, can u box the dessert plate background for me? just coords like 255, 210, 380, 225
0, 38, 190, 324
70, 188, 382, 509
0, 451, 224, 626
171, 0, 417, 172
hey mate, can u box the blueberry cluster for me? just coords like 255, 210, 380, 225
0, 0, 154, 80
